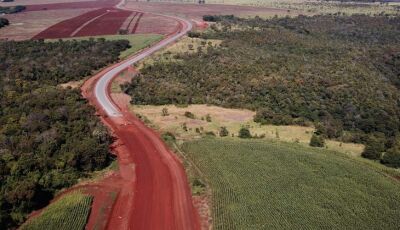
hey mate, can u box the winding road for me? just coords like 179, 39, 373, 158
85, 2, 201, 230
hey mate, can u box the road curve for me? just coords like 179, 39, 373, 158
90, 4, 201, 230
94, 12, 192, 117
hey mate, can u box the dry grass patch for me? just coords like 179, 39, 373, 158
131, 104, 364, 156
136, 36, 222, 69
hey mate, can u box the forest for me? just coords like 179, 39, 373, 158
123, 15, 400, 167
0, 39, 129, 228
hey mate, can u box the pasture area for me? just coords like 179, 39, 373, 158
21, 191, 93, 230
182, 138, 400, 230
131, 104, 364, 156
135, 0, 400, 16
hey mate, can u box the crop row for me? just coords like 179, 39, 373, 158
33, 8, 132, 39
21, 191, 93, 230
182, 138, 400, 229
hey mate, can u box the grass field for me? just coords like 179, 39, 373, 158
48, 34, 163, 59
132, 104, 364, 156
21, 191, 93, 230
181, 138, 400, 229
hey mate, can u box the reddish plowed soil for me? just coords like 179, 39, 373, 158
134, 13, 179, 35
24, 0, 119, 11
0, 8, 91, 40
33, 8, 111, 39
75, 9, 132, 36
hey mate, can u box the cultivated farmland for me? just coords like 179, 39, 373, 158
21, 191, 93, 230
182, 138, 400, 229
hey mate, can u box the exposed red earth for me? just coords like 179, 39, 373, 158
32, 7, 178, 39
24, 0, 119, 11
33, 8, 113, 39
81, 53, 201, 229
74, 8, 131, 36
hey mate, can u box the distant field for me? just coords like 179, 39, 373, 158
140, 0, 400, 15
48, 34, 163, 59
21, 191, 93, 230
182, 138, 400, 229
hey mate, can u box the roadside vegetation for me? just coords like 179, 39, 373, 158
21, 191, 93, 230
0, 39, 129, 228
0, 18, 9, 28
124, 15, 400, 168
0, 5, 25, 14
182, 138, 400, 229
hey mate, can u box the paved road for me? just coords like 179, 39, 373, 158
94, 11, 192, 117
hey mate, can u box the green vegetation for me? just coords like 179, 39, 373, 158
21, 191, 93, 230
238, 127, 251, 138
124, 15, 400, 167
49, 34, 163, 59
0, 18, 9, 28
0, 5, 25, 14
0, 39, 129, 228
182, 138, 400, 229
310, 133, 325, 147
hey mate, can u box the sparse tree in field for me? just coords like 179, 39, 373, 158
182, 123, 188, 132
238, 127, 252, 138
310, 133, 325, 147
219, 126, 229, 137
161, 107, 169, 116
206, 114, 212, 122
184, 111, 195, 119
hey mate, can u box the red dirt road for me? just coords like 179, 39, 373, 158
81, 19, 201, 228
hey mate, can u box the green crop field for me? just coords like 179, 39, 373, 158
21, 191, 93, 230
182, 138, 400, 229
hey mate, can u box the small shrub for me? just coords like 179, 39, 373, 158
195, 127, 201, 133
162, 132, 176, 142
205, 114, 212, 122
238, 127, 252, 138
219, 127, 229, 137
309, 133, 325, 147
161, 107, 169, 116
182, 123, 188, 132
184, 111, 195, 119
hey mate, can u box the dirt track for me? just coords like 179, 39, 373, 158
80, 5, 202, 229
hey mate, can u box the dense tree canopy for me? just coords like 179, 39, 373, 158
124, 15, 400, 167
0, 39, 129, 228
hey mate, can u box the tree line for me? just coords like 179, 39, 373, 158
123, 14, 400, 168
0, 38, 130, 228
